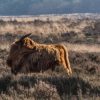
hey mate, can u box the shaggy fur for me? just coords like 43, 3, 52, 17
7, 35, 72, 75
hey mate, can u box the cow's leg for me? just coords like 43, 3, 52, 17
60, 49, 72, 76
65, 52, 72, 75
55, 44, 72, 76
62, 57, 70, 76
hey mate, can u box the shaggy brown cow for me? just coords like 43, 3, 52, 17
7, 34, 72, 75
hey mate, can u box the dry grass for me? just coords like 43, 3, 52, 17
0, 34, 99, 100
65, 43, 100, 53
0, 15, 100, 37
0, 15, 99, 99
0, 42, 10, 51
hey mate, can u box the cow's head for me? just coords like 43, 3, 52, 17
7, 33, 36, 74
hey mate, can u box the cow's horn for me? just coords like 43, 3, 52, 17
20, 33, 31, 41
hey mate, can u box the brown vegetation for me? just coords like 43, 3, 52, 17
0, 16, 99, 99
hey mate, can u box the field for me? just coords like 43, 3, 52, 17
0, 14, 100, 100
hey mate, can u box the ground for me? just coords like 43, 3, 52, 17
0, 15, 100, 100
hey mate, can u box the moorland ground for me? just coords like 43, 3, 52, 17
0, 15, 100, 100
